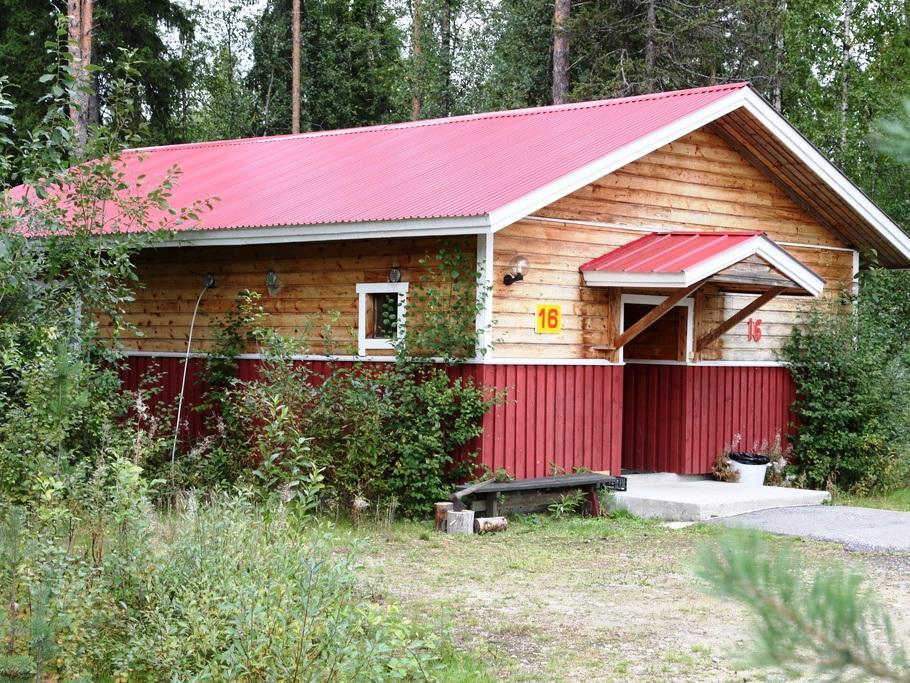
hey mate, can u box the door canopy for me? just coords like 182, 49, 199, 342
579, 231, 824, 297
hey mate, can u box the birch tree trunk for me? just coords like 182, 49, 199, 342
839, 0, 852, 155
411, 0, 422, 120
291, 0, 301, 134
772, 0, 786, 111
551, 0, 570, 104
67, 0, 93, 152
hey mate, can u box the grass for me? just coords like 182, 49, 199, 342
831, 487, 910, 511
352, 511, 910, 682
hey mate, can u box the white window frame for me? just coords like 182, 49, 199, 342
356, 282, 409, 357
619, 293, 694, 365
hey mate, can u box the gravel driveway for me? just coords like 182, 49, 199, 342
708, 504, 910, 552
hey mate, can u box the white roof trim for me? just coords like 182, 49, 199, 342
154, 215, 491, 247
487, 88, 751, 232
582, 234, 825, 296
738, 89, 910, 263
487, 87, 910, 265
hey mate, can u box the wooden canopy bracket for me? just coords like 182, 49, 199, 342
609, 279, 707, 351
695, 286, 785, 352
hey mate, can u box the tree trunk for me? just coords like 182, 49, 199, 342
644, 0, 656, 89
67, 0, 93, 152
291, 0, 301, 134
440, 0, 453, 115
772, 0, 786, 112
551, 0, 570, 104
839, 0, 852, 155
411, 0, 422, 120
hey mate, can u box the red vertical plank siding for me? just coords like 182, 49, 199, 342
119, 356, 627, 480
621, 364, 796, 474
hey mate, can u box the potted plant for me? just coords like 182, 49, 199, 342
727, 451, 771, 486
712, 435, 773, 487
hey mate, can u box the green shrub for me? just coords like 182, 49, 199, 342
783, 268, 910, 493
1, 491, 446, 681
188, 242, 502, 518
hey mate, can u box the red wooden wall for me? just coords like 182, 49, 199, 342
117, 357, 625, 480
474, 364, 624, 478
622, 363, 796, 474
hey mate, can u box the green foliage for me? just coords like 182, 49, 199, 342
248, 0, 408, 134
697, 532, 910, 681
0, 39, 207, 508
0, 0, 194, 151
546, 489, 587, 518
0, 486, 446, 681
186, 241, 500, 517
397, 241, 493, 362
783, 269, 910, 493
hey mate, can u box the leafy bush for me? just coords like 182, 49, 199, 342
1, 489, 445, 681
783, 268, 910, 493
187, 243, 502, 518
197, 340, 496, 517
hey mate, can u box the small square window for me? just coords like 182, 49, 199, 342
356, 282, 408, 356
368, 291, 398, 339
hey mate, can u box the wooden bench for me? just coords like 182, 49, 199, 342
454, 473, 628, 517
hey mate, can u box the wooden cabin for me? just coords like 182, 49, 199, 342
115, 83, 910, 478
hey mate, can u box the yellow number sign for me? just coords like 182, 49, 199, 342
535, 303, 562, 334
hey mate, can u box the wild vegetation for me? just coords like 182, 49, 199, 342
0, 38, 495, 680
3, 3, 910, 681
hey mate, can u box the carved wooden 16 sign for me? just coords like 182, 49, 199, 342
536, 303, 562, 334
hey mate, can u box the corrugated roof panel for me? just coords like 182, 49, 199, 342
579, 231, 762, 273
29, 82, 749, 233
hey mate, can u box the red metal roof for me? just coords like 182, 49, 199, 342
33, 83, 749, 233
579, 231, 762, 273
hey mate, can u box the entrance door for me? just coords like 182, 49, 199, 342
620, 297, 692, 472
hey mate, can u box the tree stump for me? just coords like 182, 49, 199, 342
446, 510, 474, 534
474, 516, 508, 534
434, 502, 454, 531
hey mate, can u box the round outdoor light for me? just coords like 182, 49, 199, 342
388, 267, 402, 283
503, 255, 529, 286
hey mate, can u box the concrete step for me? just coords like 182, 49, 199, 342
614, 475, 830, 522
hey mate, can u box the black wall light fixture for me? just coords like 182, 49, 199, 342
503, 255, 529, 285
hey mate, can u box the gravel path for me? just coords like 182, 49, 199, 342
709, 505, 910, 552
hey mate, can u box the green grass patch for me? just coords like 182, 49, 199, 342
832, 487, 910, 511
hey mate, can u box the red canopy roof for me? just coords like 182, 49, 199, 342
579, 231, 825, 296
580, 231, 761, 273
52, 83, 748, 234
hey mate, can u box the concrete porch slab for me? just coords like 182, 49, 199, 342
614, 474, 830, 521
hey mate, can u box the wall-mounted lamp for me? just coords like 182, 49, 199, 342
388, 267, 402, 283
265, 270, 283, 297
503, 255, 529, 286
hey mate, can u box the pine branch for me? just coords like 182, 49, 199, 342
697, 532, 910, 682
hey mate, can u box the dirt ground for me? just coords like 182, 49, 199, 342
358, 515, 910, 682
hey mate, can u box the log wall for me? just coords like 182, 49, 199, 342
492, 126, 856, 361
112, 236, 473, 354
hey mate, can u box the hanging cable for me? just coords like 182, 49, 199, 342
170, 274, 215, 480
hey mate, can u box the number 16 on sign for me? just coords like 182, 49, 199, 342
536, 303, 562, 334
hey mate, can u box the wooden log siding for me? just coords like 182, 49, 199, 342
493, 126, 856, 361
112, 236, 474, 353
